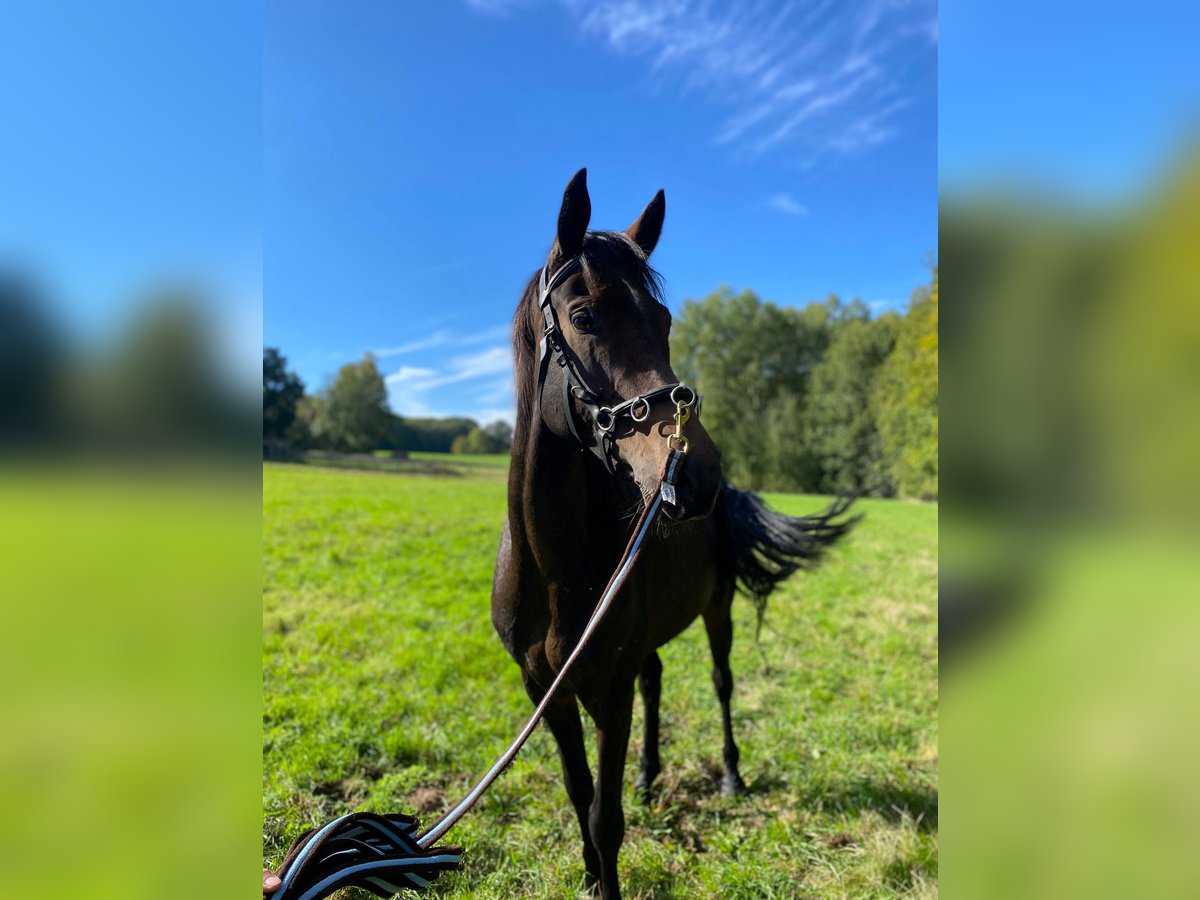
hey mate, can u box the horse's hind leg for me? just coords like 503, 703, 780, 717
522, 674, 601, 892
703, 585, 748, 797
634, 651, 662, 801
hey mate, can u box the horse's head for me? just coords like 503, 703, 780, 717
522, 169, 722, 521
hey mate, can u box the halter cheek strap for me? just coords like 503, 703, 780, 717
535, 256, 697, 478
536, 257, 597, 447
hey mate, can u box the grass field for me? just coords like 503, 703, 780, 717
263, 458, 938, 898
407, 451, 510, 469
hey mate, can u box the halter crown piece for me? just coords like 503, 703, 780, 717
536, 256, 698, 477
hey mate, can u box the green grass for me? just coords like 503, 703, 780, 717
281, 450, 510, 479
409, 451, 511, 469
264, 462, 937, 898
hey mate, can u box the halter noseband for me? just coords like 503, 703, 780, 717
535, 256, 698, 478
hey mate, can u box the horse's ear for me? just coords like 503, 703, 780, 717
626, 189, 666, 257
552, 168, 591, 262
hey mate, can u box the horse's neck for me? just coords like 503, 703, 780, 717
508, 425, 623, 580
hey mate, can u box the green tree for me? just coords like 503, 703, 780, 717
393, 416, 477, 452
91, 295, 251, 451
311, 354, 393, 452
455, 428, 491, 454
0, 275, 67, 445
672, 288, 836, 488
293, 395, 322, 449
761, 390, 812, 492
481, 419, 513, 450
263, 347, 305, 445
805, 314, 900, 495
873, 275, 938, 499
450, 421, 513, 454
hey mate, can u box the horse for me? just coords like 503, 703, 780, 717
491, 169, 858, 899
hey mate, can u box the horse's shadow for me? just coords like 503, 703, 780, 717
643, 766, 937, 833
623, 769, 936, 899
792, 777, 938, 831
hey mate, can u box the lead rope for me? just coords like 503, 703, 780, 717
267, 448, 688, 899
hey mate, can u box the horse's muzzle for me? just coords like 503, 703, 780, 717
660, 456, 721, 522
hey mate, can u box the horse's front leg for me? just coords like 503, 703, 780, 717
521, 673, 601, 893
584, 679, 636, 900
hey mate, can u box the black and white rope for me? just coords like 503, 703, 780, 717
267, 812, 462, 900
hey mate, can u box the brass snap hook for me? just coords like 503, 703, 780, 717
666, 396, 691, 453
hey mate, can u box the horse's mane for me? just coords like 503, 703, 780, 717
512, 231, 665, 440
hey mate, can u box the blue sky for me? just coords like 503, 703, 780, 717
1, 1, 261, 381
5, 2, 1198, 426
264, 0, 937, 424
940, 0, 1200, 197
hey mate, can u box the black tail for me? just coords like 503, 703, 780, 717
717, 485, 861, 631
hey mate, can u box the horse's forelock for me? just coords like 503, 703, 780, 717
580, 231, 665, 307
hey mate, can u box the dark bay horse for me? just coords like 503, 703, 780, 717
491, 169, 857, 899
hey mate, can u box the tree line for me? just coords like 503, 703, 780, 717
265, 269, 937, 497
671, 273, 937, 499
263, 350, 512, 455
2, 279, 256, 456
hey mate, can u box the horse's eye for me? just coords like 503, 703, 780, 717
571, 311, 595, 333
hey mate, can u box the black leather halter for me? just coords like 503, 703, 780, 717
535, 256, 697, 478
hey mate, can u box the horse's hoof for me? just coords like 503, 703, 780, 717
635, 766, 659, 803
721, 772, 748, 797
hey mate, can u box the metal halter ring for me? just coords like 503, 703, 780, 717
670, 384, 696, 409
594, 408, 616, 433
629, 398, 651, 422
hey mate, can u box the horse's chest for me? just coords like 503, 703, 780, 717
529, 576, 640, 684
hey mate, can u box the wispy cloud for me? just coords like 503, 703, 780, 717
373, 323, 511, 358
766, 192, 807, 216
387, 364, 438, 384
469, 0, 935, 163
473, 406, 518, 425
373, 332, 456, 358
385, 345, 516, 423
387, 345, 512, 391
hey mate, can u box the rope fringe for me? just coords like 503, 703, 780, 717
266, 812, 463, 899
